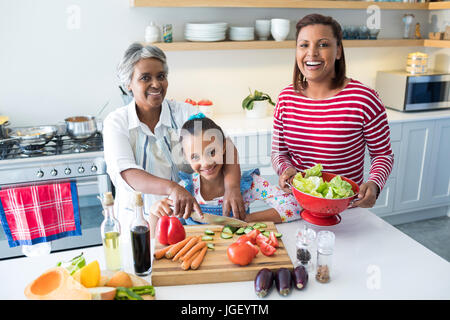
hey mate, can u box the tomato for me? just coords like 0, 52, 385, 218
256, 233, 269, 247
197, 99, 213, 106
185, 98, 197, 105
236, 234, 252, 244
227, 242, 255, 266
259, 240, 276, 256
246, 241, 259, 257
247, 229, 261, 244
269, 232, 279, 248
156, 216, 186, 245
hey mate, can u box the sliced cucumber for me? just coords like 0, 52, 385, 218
220, 232, 233, 239
222, 226, 235, 235
255, 222, 267, 228
201, 235, 213, 241
207, 243, 215, 250
235, 227, 245, 235
263, 231, 270, 238
244, 226, 254, 234
204, 229, 215, 235
275, 232, 282, 238
252, 224, 261, 229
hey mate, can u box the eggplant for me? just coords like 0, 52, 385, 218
292, 265, 309, 290
254, 268, 274, 298
275, 268, 292, 296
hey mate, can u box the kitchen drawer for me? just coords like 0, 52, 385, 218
369, 177, 396, 217
231, 133, 272, 167
389, 123, 402, 142
364, 141, 399, 179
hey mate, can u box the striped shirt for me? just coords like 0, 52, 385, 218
271, 79, 394, 191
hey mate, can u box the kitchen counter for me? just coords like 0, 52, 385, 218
1, 208, 449, 300
212, 109, 450, 135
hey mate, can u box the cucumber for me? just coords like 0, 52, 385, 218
244, 226, 254, 234
201, 235, 213, 241
252, 224, 261, 229
263, 231, 270, 238
220, 232, 233, 239
256, 223, 267, 228
207, 243, 215, 250
235, 227, 245, 235
275, 232, 282, 238
204, 229, 215, 235
222, 225, 237, 235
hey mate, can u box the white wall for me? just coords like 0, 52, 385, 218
0, 0, 448, 126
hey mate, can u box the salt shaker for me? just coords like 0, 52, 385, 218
295, 223, 316, 272
315, 230, 335, 283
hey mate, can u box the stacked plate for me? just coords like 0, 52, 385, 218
229, 26, 254, 41
184, 22, 228, 42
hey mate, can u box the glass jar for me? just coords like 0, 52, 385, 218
295, 224, 316, 272
315, 230, 335, 283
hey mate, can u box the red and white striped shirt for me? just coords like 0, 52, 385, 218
271, 79, 394, 191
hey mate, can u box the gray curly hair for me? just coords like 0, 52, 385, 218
117, 42, 169, 96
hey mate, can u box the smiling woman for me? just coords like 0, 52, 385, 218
102, 43, 245, 269
272, 14, 394, 212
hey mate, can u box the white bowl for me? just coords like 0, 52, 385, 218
271, 18, 290, 26
255, 20, 271, 40
271, 28, 289, 41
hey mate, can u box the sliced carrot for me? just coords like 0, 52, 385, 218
165, 236, 194, 259
172, 236, 199, 262
153, 244, 174, 260
180, 240, 206, 262
181, 250, 200, 271
191, 246, 207, 270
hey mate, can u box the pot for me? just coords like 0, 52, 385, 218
65, 115, 98, 140
0, 125, 57, 148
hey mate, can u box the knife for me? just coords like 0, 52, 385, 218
190, 211, 247, 227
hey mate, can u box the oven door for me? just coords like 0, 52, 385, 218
405, 74, 450, 111
0, 174, 112, 260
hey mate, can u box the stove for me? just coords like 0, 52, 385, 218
0, 131, 112, 259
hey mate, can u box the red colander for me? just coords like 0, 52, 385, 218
291, 172, 360, 226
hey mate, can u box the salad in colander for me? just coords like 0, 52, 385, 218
292, 163, 355, 199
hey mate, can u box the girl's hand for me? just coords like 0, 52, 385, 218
168, 183, 203, 219
279, 167, 297, 194
223, 185, 246, 221
350, 181, 379, 208
149, 198, 174, 218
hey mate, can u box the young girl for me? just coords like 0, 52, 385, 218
149, 113, 302, 224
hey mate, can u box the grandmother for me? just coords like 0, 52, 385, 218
103, 43, 245, 241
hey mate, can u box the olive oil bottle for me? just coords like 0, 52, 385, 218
101, 192, 122, 271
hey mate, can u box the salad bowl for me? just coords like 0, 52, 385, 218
291, 172, 359, 226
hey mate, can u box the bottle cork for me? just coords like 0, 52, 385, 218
135, 192, 144, 207
103, 192, 114, 206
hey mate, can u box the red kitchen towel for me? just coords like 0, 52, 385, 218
0, 181, 81, 248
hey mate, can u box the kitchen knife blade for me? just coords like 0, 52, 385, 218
190, 211, 247, 227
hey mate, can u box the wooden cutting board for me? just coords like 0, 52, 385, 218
151, 222, 293, 286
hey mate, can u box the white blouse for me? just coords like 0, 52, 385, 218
102, 98, 197, 220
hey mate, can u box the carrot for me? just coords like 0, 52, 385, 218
191, 246, 207, 270
180, 240, 206, 262
153, 244, 174, 260
165, 236, 194, 259
172, 236, 199, 262
181, 250, 200, 271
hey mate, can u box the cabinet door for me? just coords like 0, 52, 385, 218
394, 120, 435, 211
369, 178, 396, 217
424, 118, 450, 205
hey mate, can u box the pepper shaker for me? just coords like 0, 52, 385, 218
315, 230, 335, 283
295, 223, 316, 272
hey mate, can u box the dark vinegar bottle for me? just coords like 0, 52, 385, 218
130, 192, 151, 276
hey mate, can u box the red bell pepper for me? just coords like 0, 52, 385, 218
156, 216, 186, 245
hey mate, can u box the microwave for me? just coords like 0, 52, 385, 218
375, 70, 450, 112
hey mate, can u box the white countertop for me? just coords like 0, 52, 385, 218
212, 109, 450, 136
2, 208, 449, 300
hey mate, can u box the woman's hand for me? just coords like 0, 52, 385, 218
149, 198, 174, 218
168, 183, 203, 219
279, 167, 297, 194
223, 185, 246, 221
350, 181, 379, 208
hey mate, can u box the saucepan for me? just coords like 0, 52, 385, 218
0, 125, 58, 149
65, 115, 98, 140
